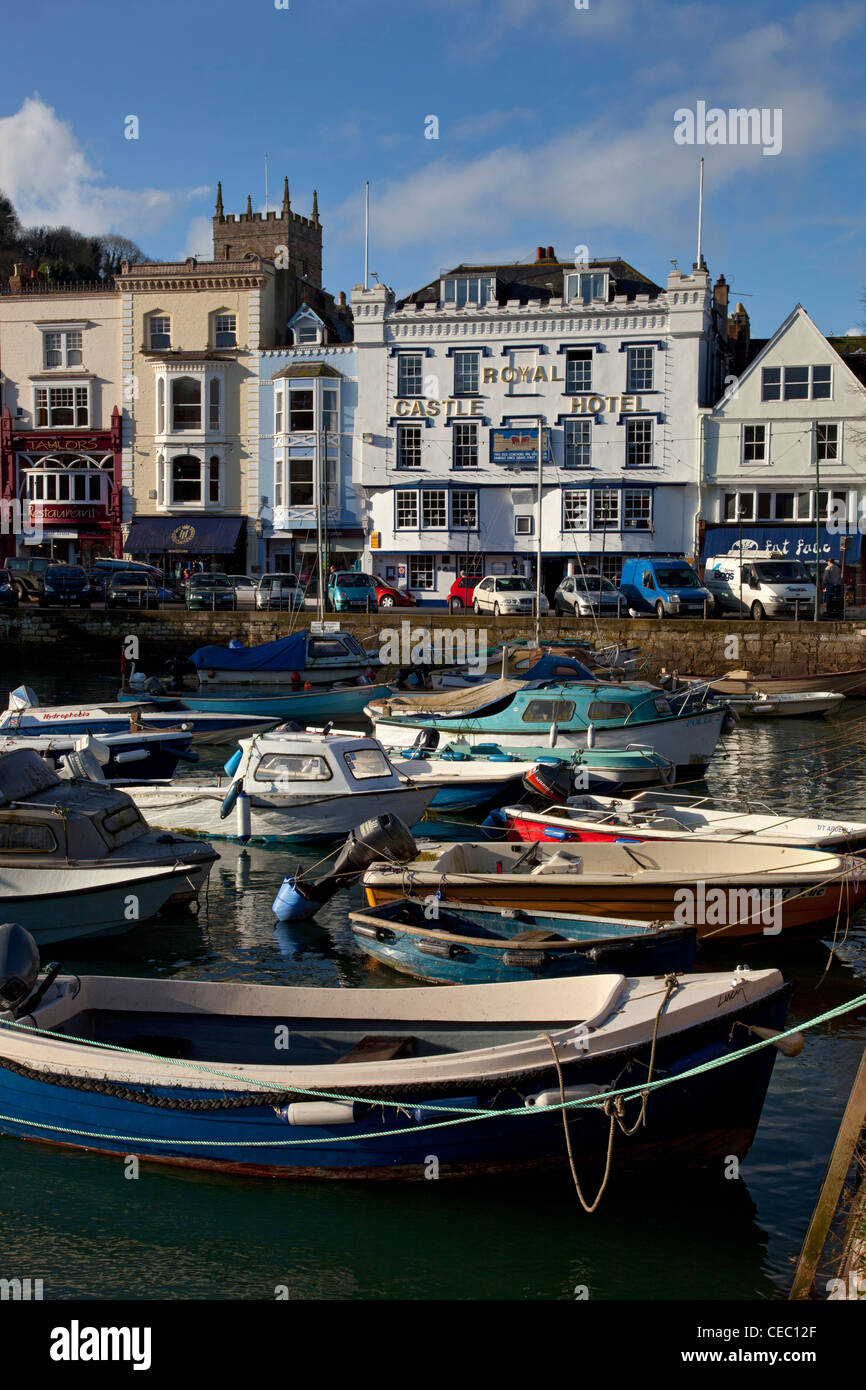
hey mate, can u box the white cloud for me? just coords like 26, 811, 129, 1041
0, 97, 206, 239
183, 216, 215, 260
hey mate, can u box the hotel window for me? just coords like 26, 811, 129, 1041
214, 314, 237, 348
289, 388, 314, 431
43, 329, 83, 369
562, 489, 589, 531
397, 424, 422, 468
322, 388, 339, 434
397, 354, 423, 397
761, 367, 781, 401
565, 349, 592, 393
742, 424, 767, 464
626, 346, 653, 392
592, 488, 619, 529
564, 272, 607, 304
442, 276, 496, 308
421, 489, 447, 529
452, 490, 478, 530
208, 378, 221, 431
564, 419, 591, 468
396, 490, 419, 529
782, 365, 832, 400
626, 417, 653, 467
453, 421, 479, 469
623, 488, 652, 530
453, 352, 479, 395
149, 316, 171, 349
816, 423, 839, 461
171, 377, 201, 430
35, 385, 89, 427
274, 390, 283, 435
409, 555, 436, 589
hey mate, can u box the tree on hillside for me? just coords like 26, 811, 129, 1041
0, 188, 149, 285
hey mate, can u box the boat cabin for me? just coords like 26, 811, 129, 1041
0, 750, 151, 860
231, 731, 408, 796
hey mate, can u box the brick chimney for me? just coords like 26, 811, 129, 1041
713, 273, 729, 322
727, 301, 751, 373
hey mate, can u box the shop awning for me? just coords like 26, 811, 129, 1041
701, 524, 861, 564
124, 517, 244, 555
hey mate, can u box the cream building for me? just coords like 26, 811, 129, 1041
116, 257, 276, 572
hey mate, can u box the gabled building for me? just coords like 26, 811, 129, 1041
351, 247, 727, 604
700, 305, 866, 594
0, 274, 123, 562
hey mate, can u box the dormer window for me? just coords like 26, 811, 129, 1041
564, 271, 608, 305
214, 313, 237, 348
442, 275, 496, 308
289, 306, 325, 345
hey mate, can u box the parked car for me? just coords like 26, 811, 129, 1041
554, 574, 624, 617
185, 573, 236, 610
0, 569, 19, 608
5, 556, 51, 603
375, 579, 417, 609
472, 575, 549, 617
105, 572, 160, 609
327, 571, 378, 613
618, 557, 711, 619
229, 575, 259, 609
39, 564, 93, 608
448, 575, 479, 613
703, 550, 816, 621
88, 560, 167, 602
255, 573, 305, 611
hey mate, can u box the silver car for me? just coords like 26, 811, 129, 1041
229, 575, 259, 609
554, 574, 624, 617
256, 573, 305, 610
472, 575, 549, 617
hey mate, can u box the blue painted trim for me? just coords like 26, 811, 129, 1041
618, 341, 666, 351
389, 346, 435, 357
442, 415, 489, 428
555, 343, 604, 354
619, 411, 664, 425
556, 411, 602, 425
444, 346, 493, 358
390, 414, 435, 428
392, 484, 479, 532
498, 344, 549, 355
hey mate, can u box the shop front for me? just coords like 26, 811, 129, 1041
701, 523, 863, 599
123, 516, 246, 581
0, 410, 123, 563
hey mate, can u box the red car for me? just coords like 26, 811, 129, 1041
448, 575, 477, 612
375, 579, 417, 609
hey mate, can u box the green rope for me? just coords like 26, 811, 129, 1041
0, 989, 864, 1147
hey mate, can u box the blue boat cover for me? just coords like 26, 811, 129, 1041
521, 654, 596, 681
190, 632, 309, 672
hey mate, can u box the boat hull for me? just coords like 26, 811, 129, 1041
709, 667, 866, 698
122, 683, 394, 720
1, 707, 276, 745
0, 864, 206, 945
501, 808, 866, 853
0, 984, 790, 1178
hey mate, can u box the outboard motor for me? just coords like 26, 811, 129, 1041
410, 727, 439, 754
0, 923, 40, 1010
143, 676, 168, 696
522, 762, 573, 805
272, 814, 418, 922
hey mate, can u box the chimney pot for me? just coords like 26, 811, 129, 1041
547, 246, 555, 260
535, 246, 545, 261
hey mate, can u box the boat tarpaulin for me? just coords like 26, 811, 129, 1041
124, 517, 244, 555
190, 632, 309, 672
373, 676, 528, 717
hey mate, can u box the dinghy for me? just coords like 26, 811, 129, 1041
126, 731, 436, 842
120, 671, 393, 722
0, 923, 794, 1180
707, 666, 866, 699
362, 837, 866, 941
724, 691, 845, 719
0, 686, 277, 745
497, 791, 866, 852
349, 898, 695, 983
0, 750, 218, 945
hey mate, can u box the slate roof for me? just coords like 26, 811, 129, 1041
397, 256, 662, 309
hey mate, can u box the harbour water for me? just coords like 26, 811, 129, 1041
1, 657, 865, 1300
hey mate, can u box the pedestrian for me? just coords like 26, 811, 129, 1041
823, 557, 843, 617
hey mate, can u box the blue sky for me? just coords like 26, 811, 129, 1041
0, 0, 863, 337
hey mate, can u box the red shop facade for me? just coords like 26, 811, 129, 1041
0, 406, 123, 563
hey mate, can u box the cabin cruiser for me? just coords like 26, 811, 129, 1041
189, 630, 380, 687
0, 727, 198, 782
124, 730, 437, 842
0, 749, 218, 946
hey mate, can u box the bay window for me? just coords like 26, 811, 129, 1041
35, 385, 89, 427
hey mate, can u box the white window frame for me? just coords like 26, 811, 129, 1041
562, 488, 589, 532
395, 490, 419, 530
565, 349, 592, 394
741, 422, 769, 466
451, 490, 478, 530
41, 327, 84, 370
397, 354, 423, 397
626, 417, 653, 468
161, 452, 224, 511
623, 488, 652, 531
148, 315, 171, 350
442, 276, 496, 308
564, 418, 591, 468
170, 376, 202, 432
453, 351, 479, 395
563, 272, 608, 305
453, 421, 479, 469
591, 488, 620, 530
396, 424, 422, 469
626, 345, 654, 393
421, 488, 447, 530
208, 377, 221, 432
214, 313, 237, 348
34, 383, 90, 428
815, 421, 840, 463
409, 554, 436, 589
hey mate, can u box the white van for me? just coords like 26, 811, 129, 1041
703, 548, 816, 620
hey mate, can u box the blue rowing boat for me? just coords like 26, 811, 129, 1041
0, 924, 794, 1180
349, 899, 695, 983
119, 681, 395, 722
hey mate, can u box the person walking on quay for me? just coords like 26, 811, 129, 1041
823, 557, 844, 618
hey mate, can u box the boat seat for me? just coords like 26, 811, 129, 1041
338, 1034, 416, 1064
510, 928, 567, 943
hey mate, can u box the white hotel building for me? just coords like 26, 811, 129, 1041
350, 249, 728, 605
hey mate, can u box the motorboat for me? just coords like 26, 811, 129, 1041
0, 922, 794, 1180
125, 731, 437, 842
365, 677, 731, 781
362, 837, 866, 941
348, 898, 695, 983
120, 677, 395, 723
0, 686, 278, 745
495, 791, 866, 852
0, 750, 218, 945
723, 691, 845, 719
190, 629, 380, 687
0, 727, 198, 783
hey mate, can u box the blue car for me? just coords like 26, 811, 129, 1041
327, 571, 378, 613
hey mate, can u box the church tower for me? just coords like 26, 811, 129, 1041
212, 178, 323, 287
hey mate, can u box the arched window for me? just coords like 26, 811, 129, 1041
209, 378, 221, 431
170, 454, 204, 503
157, 378, 165, 434
171, 377, 201, 430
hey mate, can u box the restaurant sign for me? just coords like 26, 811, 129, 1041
27, 504, 107, 524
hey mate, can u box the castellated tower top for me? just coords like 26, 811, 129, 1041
211, 179, 322, 288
